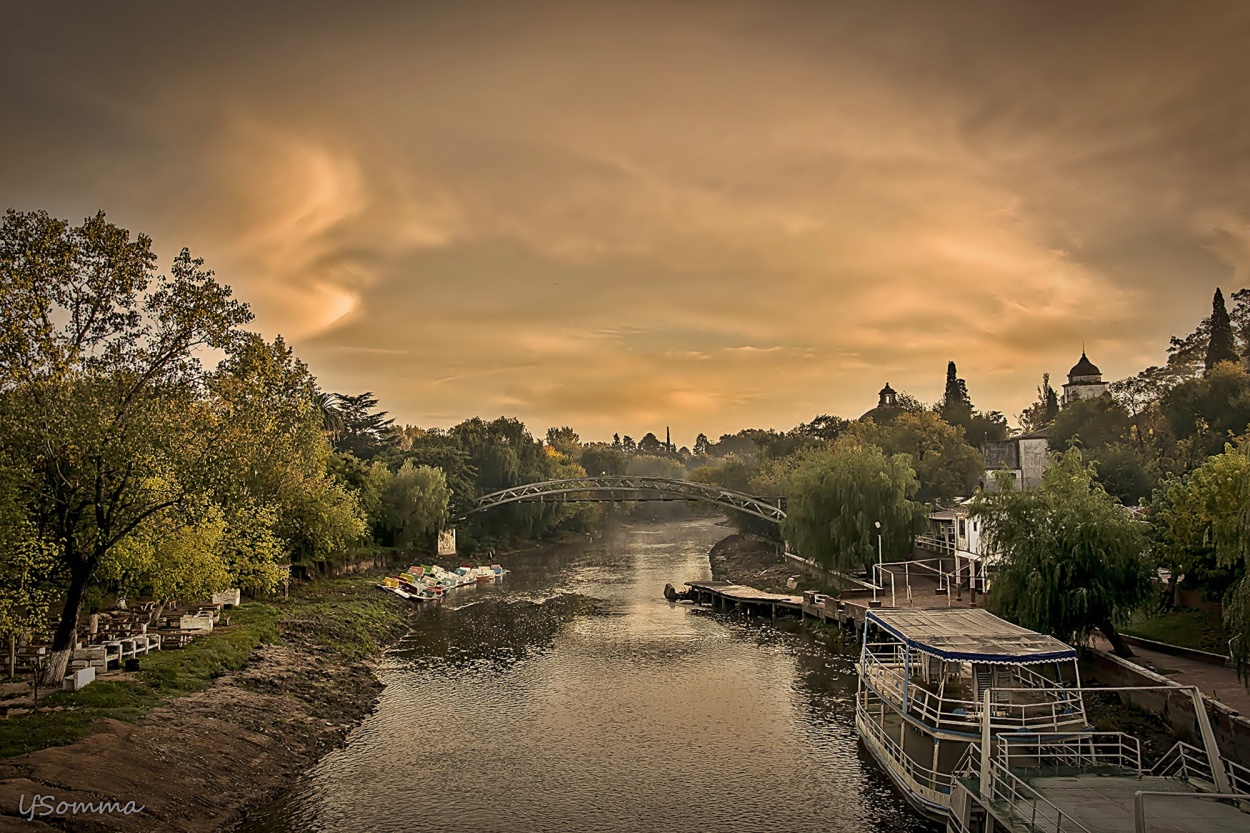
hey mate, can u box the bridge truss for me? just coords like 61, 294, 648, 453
462, 476, 787, 524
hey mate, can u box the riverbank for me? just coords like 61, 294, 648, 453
0, 575, 414, 832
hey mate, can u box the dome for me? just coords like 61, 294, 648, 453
1068, 352, 1101, 379
879, 382, 896, 396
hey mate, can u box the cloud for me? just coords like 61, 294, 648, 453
2, 0, 1249, 439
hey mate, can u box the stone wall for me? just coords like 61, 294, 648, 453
1081, 648, 1250, 768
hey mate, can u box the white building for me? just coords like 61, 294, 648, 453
979, 428, 1051, 492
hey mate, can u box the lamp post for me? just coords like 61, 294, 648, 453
873, 521, 882, 602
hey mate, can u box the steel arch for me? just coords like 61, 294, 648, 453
461, 476, 787, 524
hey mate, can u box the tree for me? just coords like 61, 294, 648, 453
332, 392, 397, 459
1234, 288, 1250, 367
612, 433, 622, 449
1204, 443, 1250, 678
1020, 373, 1060, 431
380, 461, 450, 551
1206, 287, 1239, 372
939, 361, 973, 426
693, 433, 711, 455
971, 448, 1153, 657
793, 414, 849, 442
209, 335, 366, 576
621, 435, 636, 452
783, 442, 924, 572
545, 426, 582, 458
637, 432, 665, 454
1087, 444, 1155, 506
0, 210, 253, 681
1050, 396, 1132, 452
1149, 449, 1249, 610
1162, 362, 1250, 467
844, 411, 983, 503
580, 444, 627, 477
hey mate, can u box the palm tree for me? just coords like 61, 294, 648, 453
314, 390, 346, 443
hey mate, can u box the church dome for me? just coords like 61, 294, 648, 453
1068, 352, 1100, 379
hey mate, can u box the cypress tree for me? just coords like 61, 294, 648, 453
1205, 287, 1238, 372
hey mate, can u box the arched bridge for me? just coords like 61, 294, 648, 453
461, 476, 787, 524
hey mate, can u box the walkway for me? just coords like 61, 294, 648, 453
1091, 635, 1250, 715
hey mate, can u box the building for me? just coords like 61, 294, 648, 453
979, 428, 1050, 492
1060, 350, 1108, 406
859, 382, 903, 423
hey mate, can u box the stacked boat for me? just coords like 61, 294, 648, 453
379, 563, 508, 601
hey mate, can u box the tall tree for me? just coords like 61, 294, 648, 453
693, 432, 711, 455
972, 448, 1153, 657
1020, 373, 1060, 431
333, 392, 397, 459
939, 361, 973, 426
0, 210, 253, 681
1207, 287, 1239, 372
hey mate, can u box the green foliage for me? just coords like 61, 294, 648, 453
1162, 362, 1250, 467
972, 448, 1154, 651
783, 442, 924, 572
1123, 608, 1232, 656
545, 426, 582, 458
1050, 395, 1132, 452
0, 210, 254, 663
845, 411, 983, 503
379, 461, 450, 551
580, 444, 627, 476
1087, 444, 1156, 506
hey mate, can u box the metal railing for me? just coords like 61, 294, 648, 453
956, 742, 1096, 833
997, 732, 1142, 775
858, 704, 954, 798
860, 649, 1086, 733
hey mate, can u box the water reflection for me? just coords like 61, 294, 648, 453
241, 519, 934, 833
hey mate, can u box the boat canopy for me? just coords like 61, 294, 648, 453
866, 608, 1077, 665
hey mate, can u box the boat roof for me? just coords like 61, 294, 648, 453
866, 608, 1077, 664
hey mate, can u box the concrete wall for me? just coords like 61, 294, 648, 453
1018, 438, 1050, 489
1081, 648, 1250, 768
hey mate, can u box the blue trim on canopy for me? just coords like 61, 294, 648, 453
867, 611, 1078, 665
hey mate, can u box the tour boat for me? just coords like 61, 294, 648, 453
855, 608, 1088, 823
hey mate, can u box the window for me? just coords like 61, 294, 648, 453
958, 519, 966, 536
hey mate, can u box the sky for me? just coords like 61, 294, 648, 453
3, 1, 1249, 445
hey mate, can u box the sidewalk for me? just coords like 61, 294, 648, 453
1091, 635, 1250, 715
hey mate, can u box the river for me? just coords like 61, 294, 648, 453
240, 518, 934, 833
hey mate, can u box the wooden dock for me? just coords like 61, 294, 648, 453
682, 567, 976, 635
682, 580, 861, 626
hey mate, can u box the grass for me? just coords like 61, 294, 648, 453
0, 574, 410, 759
1122, 607, 1231, 656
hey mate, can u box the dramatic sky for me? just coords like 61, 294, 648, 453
3, 1, 1249, 444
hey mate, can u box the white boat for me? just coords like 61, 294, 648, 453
855, 608, 1087, 823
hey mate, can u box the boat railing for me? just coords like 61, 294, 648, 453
996, 732, 1142, 775
858, 696, 953, 797
860, 651, 1086, 732
956, 743, 1097, 833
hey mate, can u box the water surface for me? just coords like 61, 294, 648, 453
243, 519, 932, 833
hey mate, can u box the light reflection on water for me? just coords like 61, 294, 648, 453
240, 519, 934, 833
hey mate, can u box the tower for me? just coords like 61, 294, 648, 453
1060, 351, 1108, 406
878, 383, 897, 408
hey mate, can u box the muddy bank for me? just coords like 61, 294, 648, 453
0, 583, 413, 833
708, 529, 801, 592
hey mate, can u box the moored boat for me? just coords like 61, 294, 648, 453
855, 607, 1087, 823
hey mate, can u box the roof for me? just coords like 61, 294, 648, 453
1068, 351, 1101, 378
879, 382, 896, 396
865, 608, 1077, 664
1014, 427, 1052, 441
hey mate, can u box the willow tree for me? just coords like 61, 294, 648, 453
783, 442, 924, 572
0, 210, 252, 681
972, 448, 1153, 657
